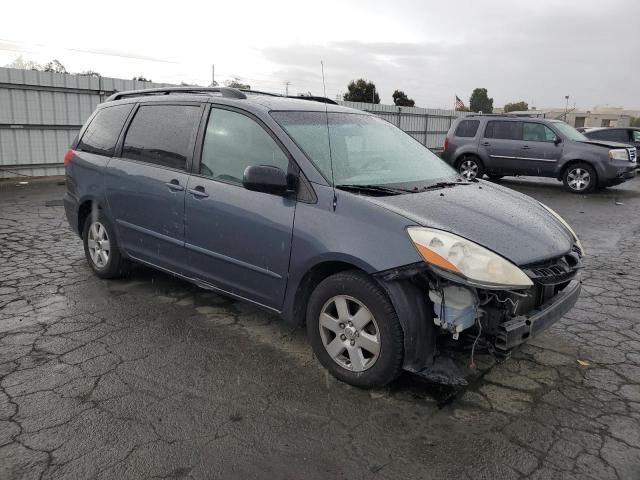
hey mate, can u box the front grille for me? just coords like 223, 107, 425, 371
523, 251, 581, 286
629, 148, 637, 163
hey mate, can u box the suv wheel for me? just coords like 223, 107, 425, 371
306, 271, 403, 388
563, 163, 596, 193
458, 156, 484, 180
83, 213, 128, 279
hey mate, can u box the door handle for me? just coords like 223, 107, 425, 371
481, 141, 490, 146
521, 145, 531, 150
188, 186, 209, 198
165, 180, 184, 192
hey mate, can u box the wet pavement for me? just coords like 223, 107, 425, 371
1, 175, 640, 480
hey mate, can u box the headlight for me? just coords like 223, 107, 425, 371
538, 202, 584, 254
608, 149, 629, 161
407, 227, 533, 289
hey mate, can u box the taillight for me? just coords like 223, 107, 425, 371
443, 137, 449, 152
64, 149, 74, 168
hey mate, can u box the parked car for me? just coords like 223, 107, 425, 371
441, 115, 637, 193
583, 127, 640, 156
64, 87, 583, 387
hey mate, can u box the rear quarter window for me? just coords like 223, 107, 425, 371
77, 104, 133, 156
454, 120, 480, 137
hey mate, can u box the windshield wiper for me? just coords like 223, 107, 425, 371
336, 184, 413, 195
421, 180, 471, 191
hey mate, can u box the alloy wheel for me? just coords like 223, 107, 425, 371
87, 221, 110, 268
567, 168, 591, 192
459, 159, 479, 180
318, 295, 381, 372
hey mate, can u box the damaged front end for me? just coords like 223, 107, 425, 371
377, 247, 582, 385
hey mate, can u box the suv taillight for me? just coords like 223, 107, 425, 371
64, 149, 74, 168
443, 137, 449, 152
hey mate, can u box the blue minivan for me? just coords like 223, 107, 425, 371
64, 87, 583, 387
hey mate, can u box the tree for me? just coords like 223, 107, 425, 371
133, 76, 152, 82
469, 88, 493, 114
5, 56, 40, 70
225, 77, 250, 89
343, 79, 380, 104
392, 90, 415, 107
42, 59, 67, 74
504, 101, 529, 113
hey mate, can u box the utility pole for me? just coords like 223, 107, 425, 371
211, 64, 215, 87
564, 95, 569, 120
285, 81, 291, 97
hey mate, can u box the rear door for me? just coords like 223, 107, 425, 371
105, 102, 203, 274
480, 120, 522, 174
512, 122, 563, 175
184, 105, 296, 310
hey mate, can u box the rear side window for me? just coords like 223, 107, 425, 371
454, 120, 480, 137
199, 108, 289, 184
77, 104, 133, 156
122, 104, 201, 170
484, 121, 523, 140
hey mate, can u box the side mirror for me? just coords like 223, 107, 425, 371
243, 165, 292, 195
554, 137, 562, 146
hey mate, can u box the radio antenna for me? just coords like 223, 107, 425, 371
321, 61, 337, 211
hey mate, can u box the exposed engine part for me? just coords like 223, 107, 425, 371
429, 285, 478, 340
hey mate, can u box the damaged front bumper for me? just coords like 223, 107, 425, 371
494, 278, 581, 352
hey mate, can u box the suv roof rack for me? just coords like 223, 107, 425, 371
465, 113, 521, 118
106, 86, 247, 102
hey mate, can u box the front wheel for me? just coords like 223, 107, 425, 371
457, 156, 484, 180
563, 163, 597, 193
306, 271, 403, 388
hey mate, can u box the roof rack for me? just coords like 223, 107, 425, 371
106, 86, 247, 102
465, 113, 521, 118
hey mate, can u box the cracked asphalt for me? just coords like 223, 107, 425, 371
1, 175, 640, 480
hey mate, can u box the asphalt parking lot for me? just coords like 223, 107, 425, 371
1, 175, 640, 480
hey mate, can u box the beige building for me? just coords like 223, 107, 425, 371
498, 105, 637, 128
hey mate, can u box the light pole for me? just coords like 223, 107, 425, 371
564, 95, 569, 120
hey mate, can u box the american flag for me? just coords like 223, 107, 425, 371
455, 95, 465, 110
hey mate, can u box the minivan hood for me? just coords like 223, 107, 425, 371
362, 181, 574, 266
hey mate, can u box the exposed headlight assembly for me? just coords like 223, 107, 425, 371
407, 227, 533, 290
538, 202, 584, 254
608, 149, 629, 161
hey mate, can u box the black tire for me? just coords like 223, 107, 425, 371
487, 174, 504, 181
562, 162, 597, 193
457, 155, 484, 180
82, 211, 128, 279
306, 270, 403, 388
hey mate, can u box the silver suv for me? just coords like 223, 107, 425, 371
441, 115, 637, 193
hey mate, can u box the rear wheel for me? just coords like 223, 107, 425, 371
82, 213, 128, 279
563, 162, 597, 193
457, 155, 484, 180
306, 271, 403, 388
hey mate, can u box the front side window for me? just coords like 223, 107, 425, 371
200, 108, 289, 183
455, 120, 480, 138
272, 111, 455, 187
77, 104, 133, 156
122, 104, 201, 170
523, 123, 558, 142
484, 121, 523, 140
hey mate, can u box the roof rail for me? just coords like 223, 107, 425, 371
296, 95, 338, 105
465, 113, 520, 118
106, 86, 247, 102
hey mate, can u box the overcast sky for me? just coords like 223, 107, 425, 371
2, 0, 639, 109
